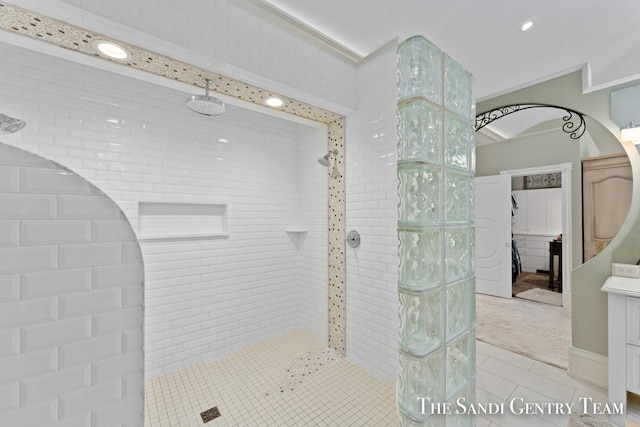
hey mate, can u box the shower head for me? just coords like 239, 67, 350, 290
318, 149, 337, 167
0, 113, 26, 134
186, 79, 226, 116
318, 152, 331, 166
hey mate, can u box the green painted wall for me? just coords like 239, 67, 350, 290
477, 71, 640, 359
476, 128, 582, 267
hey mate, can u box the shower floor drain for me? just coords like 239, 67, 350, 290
200, 406, 221, 423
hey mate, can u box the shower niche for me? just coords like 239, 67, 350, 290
137, 201, 228, 241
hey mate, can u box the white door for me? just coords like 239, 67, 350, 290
475, 175, 512, 298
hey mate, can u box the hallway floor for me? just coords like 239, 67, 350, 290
144, 330, 611, 426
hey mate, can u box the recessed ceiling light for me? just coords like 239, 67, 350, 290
92, 40, 131, 60
521, 20, 534, 32
265, 97, 284, 108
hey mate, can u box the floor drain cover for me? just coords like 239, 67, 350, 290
200, 406, 221, 423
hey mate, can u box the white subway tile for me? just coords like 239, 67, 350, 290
0, 165, 19, 192
0, 297, 57, 328
47, 414, 90, 427
59, 379, 121, 419
0, 383, 19, 412
122, 329, 142, 352
0, 348, 57, 383
0, 145, 52, 167
92, 219, 135, 242
121, 372, 143, 398
0, 329, 19, 358
59, 243, 121, 268
93, 307, 142, 336
0, 399, 57, 426
0, 245, 57, 274
21, 365, 90, 405
0, 221, 19, 247
0, 194, 57, 219
59, 334, 122, 369
58, 195, 122, 219
19, 167, 91, 194
92, 263, 143, 289
92, 351, 142, 384
0, 274, 19, 302
21, 220, 91, 245
21, 268, 91, 298
92, 395, 142, 427
122, 286, 143, 308
60, 288, 121, 318
21, 317, 91, 352
122, 242, 142, 263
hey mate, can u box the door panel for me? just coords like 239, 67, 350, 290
475, 175, 512, 298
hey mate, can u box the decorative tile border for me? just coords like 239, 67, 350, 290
0, 2, 347, 355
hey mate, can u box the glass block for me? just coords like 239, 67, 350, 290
398, 350, 443, 421
468, 329, 476, 381
398, 99, 443, 164
469, 277, 476, 327
446, 280, 469, 339
398, 228, 442, 291
446, 333, 470, 399
399, 412, 443, 427
445, 171, 469, 224
398, 164, 442, 227
446, 385, 474, 427
444, 55, 471, 119
444, 227, 470, 283
468, 178, 475, 224
397, 36, 443, 103
399, 288, 442, 356
469, 122, 476, 174
444, 113, 470, 170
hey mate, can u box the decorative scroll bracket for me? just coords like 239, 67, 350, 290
475, 104, 587, 140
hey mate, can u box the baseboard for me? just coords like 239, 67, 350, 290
567, 345, 608, 389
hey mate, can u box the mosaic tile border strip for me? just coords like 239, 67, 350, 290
0, 2, 347, 355
267, 347, 343, 395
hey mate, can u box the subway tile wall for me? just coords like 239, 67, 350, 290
46, 0, 358, 110
0, 143, 144, 426
0, 39, 328, 385
345, 44, 400, 380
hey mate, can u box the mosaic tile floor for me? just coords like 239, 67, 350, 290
144, 330, 397, 426
145, 329, 613, 426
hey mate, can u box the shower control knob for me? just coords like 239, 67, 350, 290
346, 230, 361, 248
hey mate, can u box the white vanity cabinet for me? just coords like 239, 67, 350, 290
602, 276, 640, 426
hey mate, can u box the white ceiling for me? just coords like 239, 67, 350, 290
262, 0, 640, 101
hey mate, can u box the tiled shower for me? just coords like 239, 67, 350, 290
0, 39, 335, 424
0, 2, 474, 425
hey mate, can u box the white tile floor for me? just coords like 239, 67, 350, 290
144, 330, 611, 426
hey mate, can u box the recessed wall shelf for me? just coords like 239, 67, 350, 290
138, 202, 228, 241
285, 227, 308, 251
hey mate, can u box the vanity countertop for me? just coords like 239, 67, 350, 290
601, 275, 640, 298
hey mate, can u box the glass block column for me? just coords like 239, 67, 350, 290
396, 35, 476, 427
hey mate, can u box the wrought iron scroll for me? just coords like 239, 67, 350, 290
475, 104, 587, 139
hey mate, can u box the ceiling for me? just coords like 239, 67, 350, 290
4, 0, 640, 141
261, 0, 640, 101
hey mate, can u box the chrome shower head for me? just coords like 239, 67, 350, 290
0, 113, 26, 134
187, 79, 226, 116
318, 152, 331, 166
318, 149, 337, 167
